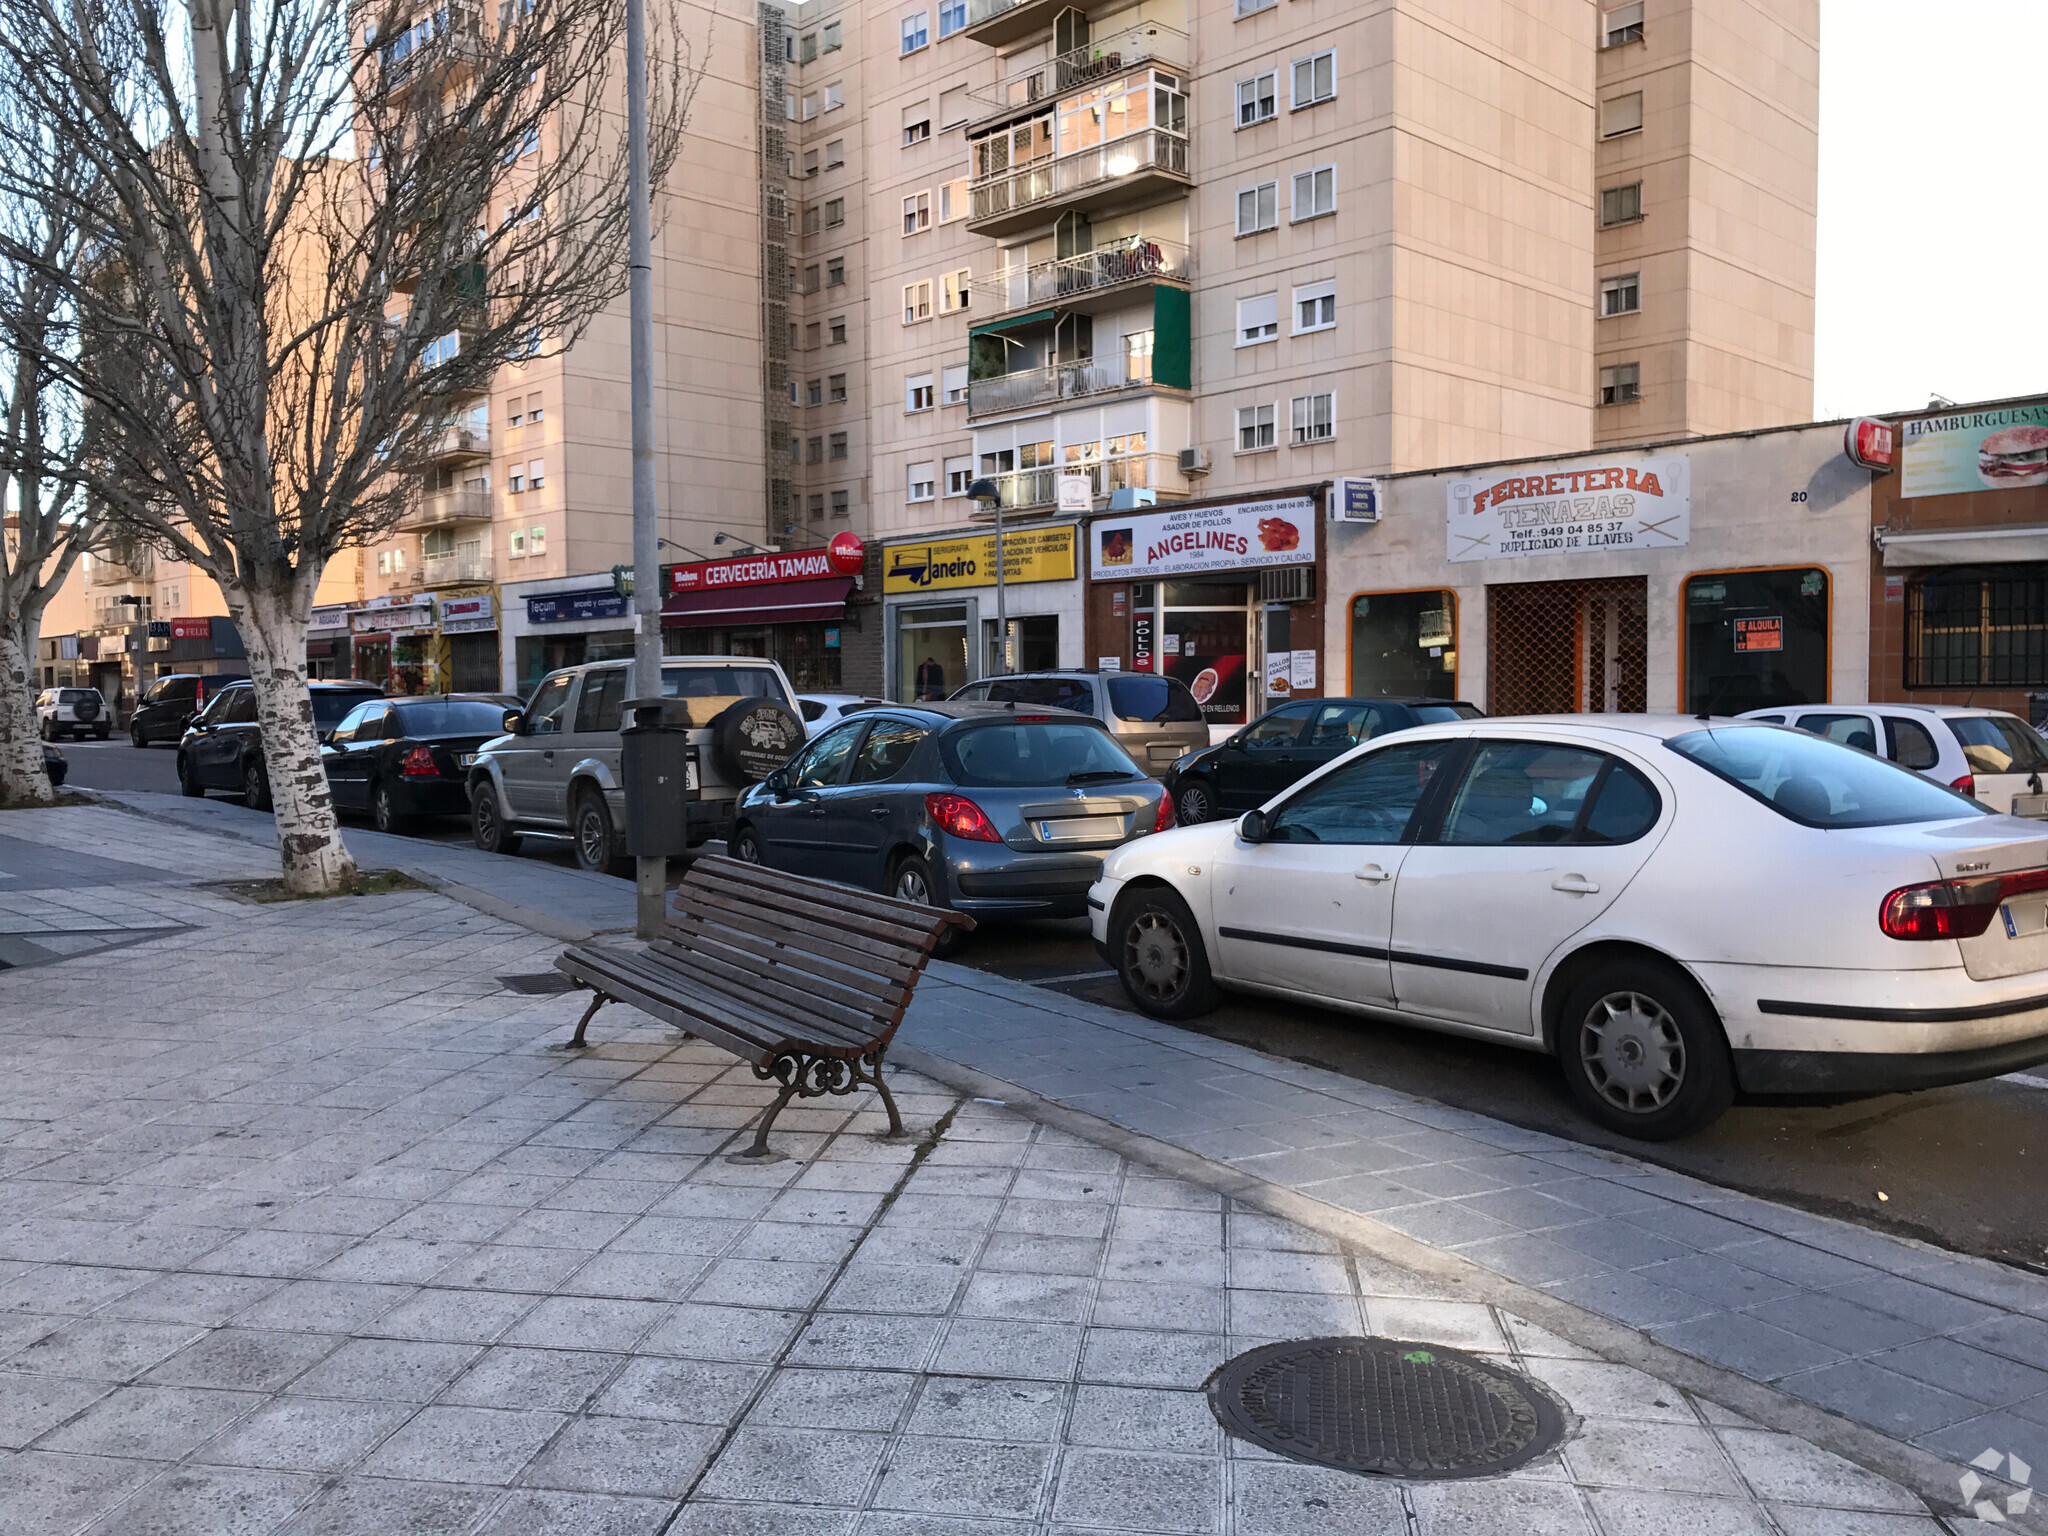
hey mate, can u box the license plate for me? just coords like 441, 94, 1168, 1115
2003, 898, 2048, 938
1035, 815, 1125, 844
2013, 794, 2048, 819
457, 752, 477, 768
687, 760, 700, 791
1147, 744, 1181, 760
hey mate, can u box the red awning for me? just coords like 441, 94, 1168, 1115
662, 576, 853, 628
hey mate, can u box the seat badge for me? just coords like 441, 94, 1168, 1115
2003, 904, 2019, 940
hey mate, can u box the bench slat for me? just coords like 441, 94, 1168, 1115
663, 905, 920, 987
653, 921, 912, 1008
676, 885, 936, 964
634, 939, 899, 1038
680, 871, 943, 950
561, 948, 887, 1058
569, 945, 890, 1051
696, 855, 973, 932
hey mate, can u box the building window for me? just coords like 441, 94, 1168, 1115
939, 86, 969, 129
823, 19, 841, 50
803, 148, 819, 177
942, 363, 968, 405
807, 436, 824, 463
1236, 181, 1278, 236
801, 93, 818, 120
803, 263, 820, 293
784, 92, 796, 121
903, 191, 931, 234
528, 524, 546, 556
824, 81, 843, 111
829, 317, 847, 344
939, 177, 968, 222
789, 436, 802, 463
807, 377, 824, 406
800, 30, 818, 61
1687, 568, 1830, 710
1599, 361, 1641, 405
906, 373, 934, 412
1234, 0, 1276, 16
1236, 70, 1276, 128
808, 493, 826, 520
901, 11, 928, 53
825, 138, 845, 169
1351, 591, 1457, 700
938, 0, 965, 37
828, 373, 847, 402
1600, 272, 1641, 317
903, 280, 932, 323
805, 322, 821, 348
508, 466, 525, 493
1237, 403, 1276, 452
831, 489, 849, 517
1292, 165, 1336, 221
800, 203, 820, 235
1290, 392, 1334, 444
508, 529, 526, 558
1293, 281, 1336, 333
903, 117, 932, 145
908, 462, 936, 502
1602, 91, 1643, 137
941, 268, 971, 313
1123, 329, 1154, 383
829, 431, 848, 460
1291, 50, 1335, 108
827, 258, 845, 287
1236, 293, 1278, 346
825, 197, 844, 227
1603, 2, 1644, 46
1600, 181, 1643, 226
945, 457, 974, 496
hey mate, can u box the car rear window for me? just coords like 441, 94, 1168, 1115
977, 677, 1094, 713
1948, 715, 2048, 775
393, 701, 513, 736
311, 691, 376, 729
59, 689, 96, 702
941, 721, 1143, 787
661, 666, 783, 700
1105, 674, 1204, 723
1667, 727, 1985, 828
1412, 703, 1483, 724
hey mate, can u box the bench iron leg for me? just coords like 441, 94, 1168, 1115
730, 1079, 799, 1164
565, 991, 607, 1049
866, 1051, 907, 1139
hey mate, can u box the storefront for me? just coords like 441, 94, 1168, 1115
1082, 492, 1322, 732
1864, 395, 2048, 720
1324, 420, 1874, 715
661, 537, 866, 694
306, 606, 352, 678
881, 523, 1081, 701
500, 578, 635, 697
348, 595, 438, 693
436, 590, 502, 692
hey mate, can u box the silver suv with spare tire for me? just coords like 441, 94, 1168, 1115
466, 656, 806, 872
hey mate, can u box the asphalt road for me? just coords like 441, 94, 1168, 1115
57, 738, 2048, 1273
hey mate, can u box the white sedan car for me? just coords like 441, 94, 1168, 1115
1088, 715, 2048, 1140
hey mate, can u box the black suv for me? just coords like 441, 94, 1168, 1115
178, 679, 384, 809
130, 672, 249, 746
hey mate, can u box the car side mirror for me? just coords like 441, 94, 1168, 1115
764, 768, 792, 797
1225, 735, 1246, 751
1239, 809, 1270, 843
317, 729, 334, 746
503, 708, 523, 735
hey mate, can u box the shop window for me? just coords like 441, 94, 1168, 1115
984, 614, 1058, 675
897, 604, 968, 702
1350, 590, 1457, 701
1906, 564, 2048, 688
1684, 568, 1829, 714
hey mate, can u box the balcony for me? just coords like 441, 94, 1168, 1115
401, 487, 494, 529
968, 359, 1181, 419
412, 552, 493, 588
962, 0, 1070, 48
969, 128, 1188, 238
975, 237, 1189, 318
375, 7, 485, 101
973, 452, 1189, 514
394, 420, 490, 467
968, 24, 1187, 124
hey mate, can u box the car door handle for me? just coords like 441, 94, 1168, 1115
868, 806, 891, 819
542, 751, 554, 760
1354, 863, 1393, 883
1552, 875, 1600, 894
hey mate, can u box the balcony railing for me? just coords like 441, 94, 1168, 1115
970, 128, 1188, 225
969, 24, 1187, 119
976, 452, 1187, 512
414, 552, 493, 587
968, 358, 1180, 417
964, 0, 1030, 26
377, 7, 484, 95
399, 421, 490, 465
975, 237, 1189, 316
402, 488, 494, 529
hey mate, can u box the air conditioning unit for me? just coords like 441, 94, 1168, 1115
1107, 487, 1155, 510
1177, 446, 1211, 475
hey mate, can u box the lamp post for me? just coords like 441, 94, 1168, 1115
967, 478, 1005, 676
626, 0, 662, 940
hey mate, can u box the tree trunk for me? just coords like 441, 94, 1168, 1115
0, 614, 53, 807
236, 585, 357, 893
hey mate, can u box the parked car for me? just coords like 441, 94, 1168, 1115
42, 743, 66, 786
1166, 696, 1484, 825
468, 656, 805, 872
731, 702, 1170, 935
178, 679, 385, 808
946, 669, 1209, 779
321, 694, 516, 833
129, 672, 249, 746
1092, 715, 2048, 1141
36, 687, 109, 741
798, 693, 885, 738
1737, 702, 2048, 819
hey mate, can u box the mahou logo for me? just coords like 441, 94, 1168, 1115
1960, 1448, 2032, 1523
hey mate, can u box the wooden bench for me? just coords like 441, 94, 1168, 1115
554, 855, 974, 1159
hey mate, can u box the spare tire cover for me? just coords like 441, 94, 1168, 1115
73, 694, 100, 721
711, 697, 807, 784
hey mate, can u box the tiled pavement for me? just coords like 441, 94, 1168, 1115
0, 802, 1982, 1531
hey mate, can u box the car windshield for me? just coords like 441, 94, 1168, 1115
1412, 704, 1483, 724
941, 721, 1143, 787
311, 691, 376, 729
1949, 715, 2048, 775
1667, 727, 1986, 828
1105, 674, 1204, 723
392, 701, 513, 736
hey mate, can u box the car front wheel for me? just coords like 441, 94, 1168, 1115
130, 722, 145, 748
243, 758, 272, 812
178, 753, 206, 797
1175, 777, 1216, 826
1558, 960, 1734, 1140
729, 824, 764, 864
1112, 885, 1219, 1019
472, 785, 521, 855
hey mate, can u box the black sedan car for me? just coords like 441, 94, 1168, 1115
42, 743, 65, 786
1166, 695, 1483, 824
178, 679, 385, 808
729, 702, 1169, 934
322, 694, 518, 833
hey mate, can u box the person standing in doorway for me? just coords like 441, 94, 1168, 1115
915, 654, 946, 700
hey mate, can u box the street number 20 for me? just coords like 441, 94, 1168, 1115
1789, 491, 1808, 503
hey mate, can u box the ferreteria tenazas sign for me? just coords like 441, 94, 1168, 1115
1446, 455, 1691, 563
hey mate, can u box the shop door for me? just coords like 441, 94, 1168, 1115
1487, 578, 1646, 716
354, 637, 391, 687
1160, 582, 1250, 731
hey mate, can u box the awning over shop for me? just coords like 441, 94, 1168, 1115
1878, 525, 2048, 568
967, 307, 1055, 340
662, 577, 853, 628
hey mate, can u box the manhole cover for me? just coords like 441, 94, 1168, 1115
499, 973, 575, 995
1208, 1336, 1564, 1480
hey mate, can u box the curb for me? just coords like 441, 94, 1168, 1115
399, 867, 607, 944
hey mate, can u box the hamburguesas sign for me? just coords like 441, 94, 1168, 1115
1446, 455, 1691, 563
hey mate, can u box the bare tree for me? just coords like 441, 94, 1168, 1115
0, 0, 699, 886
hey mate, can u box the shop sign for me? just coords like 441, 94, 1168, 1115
438, 593, 496, 634
147, 620, 171, 638
351, 604, 434, 633
1900, 403, 2048, 498
1056, 476, 1093, 514
169, 617, 213, 640
883, 524, 1076, 594
669, 547, 846, 594
1733, 616, 1782, 653
525, 587, 628, 624
98, 632, 130, 653
306, 607, 349, 633
1089, 497, 1315, 580
1447, 455, 1691, 563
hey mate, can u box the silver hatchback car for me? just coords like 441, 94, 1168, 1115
946, 670, 1209, 779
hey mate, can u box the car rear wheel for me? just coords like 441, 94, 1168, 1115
890, 854, 962, 956
39, 718, 54, 742
94, 725, 110, 740
574, 790, 627, 876
1558, 960, 1734, 1140
472, 785, 521, 854
243, 757, 272, 812
729, 823, 764, 864
178, 753, 206, 797
1113, 886, 1219, 1019
1175, 777, 1216, 826
371, 779, 409, 835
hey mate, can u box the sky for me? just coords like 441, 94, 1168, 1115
1813, 0, 2048, 419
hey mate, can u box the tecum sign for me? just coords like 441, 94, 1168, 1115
1089, 496, 1316, 580
1900, 403, 2048, 499
1447, 455, 1691, 563
669, 540, 863, 595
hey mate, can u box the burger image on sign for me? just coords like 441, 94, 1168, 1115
1979, 426, 2048, 489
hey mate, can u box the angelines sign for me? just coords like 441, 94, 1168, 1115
668, 549, 841, 593
1446, 455, 1691, 563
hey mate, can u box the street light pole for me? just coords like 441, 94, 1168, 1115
966, 479, 1005, 677
626, 0, 664, 939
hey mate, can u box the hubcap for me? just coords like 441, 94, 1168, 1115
895, 866, 929, 903
1579, 991, 1685, 1114
1124, 910, 1189, 1000
737, 835, 760, 863
578, 809, 606, 866
1180, 786, 1210, 824
477, 802, 498, 843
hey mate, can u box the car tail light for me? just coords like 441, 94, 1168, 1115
1013, 714, 1052, 722
1153, 789, 1175, 832
1950, 774, 1977, 799
401, 746, 438, 778
925, 792, 1002, 842
1880, 866, 2048, 940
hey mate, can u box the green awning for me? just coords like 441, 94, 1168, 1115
969, 307, 1056, 340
